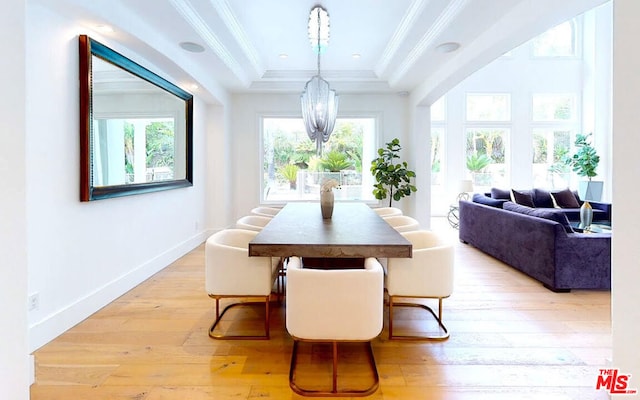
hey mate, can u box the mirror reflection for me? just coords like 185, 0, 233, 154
92, 57, 186, 187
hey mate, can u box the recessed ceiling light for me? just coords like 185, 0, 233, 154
179, 42, 205, 53
352, 53, 361, 59
279, 53, 289, 59
435, 42, 461, 53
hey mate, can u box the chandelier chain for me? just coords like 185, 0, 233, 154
316, 8, 321, 76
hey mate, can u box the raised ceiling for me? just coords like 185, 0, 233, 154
36, 0, 609, 103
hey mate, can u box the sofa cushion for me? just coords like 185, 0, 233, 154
511, 189, 536, 208
490, 187, 511, 200
472, 193, 506, 208
503, 201, 574, 233
533, 188, 554, 208
551, 188, 580, 208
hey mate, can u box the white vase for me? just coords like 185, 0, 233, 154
320, 190, 334, 219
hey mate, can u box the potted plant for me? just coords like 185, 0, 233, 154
278, 164, 299, 190
565, 133, 602, 201
466, 153, 492, 186
318, 151, 353, 172
370, 138, 417, 207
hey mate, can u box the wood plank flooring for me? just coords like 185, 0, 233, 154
30, 218, 612, 399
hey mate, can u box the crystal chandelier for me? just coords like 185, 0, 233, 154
301, 6, 339, 156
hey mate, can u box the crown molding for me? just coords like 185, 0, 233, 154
375, 0, 428, 77
389, 0, 468, 86
247, 79, 392, 94
209, 0, 264, 76
169, 0, 250, 86
262, 69, 379, 81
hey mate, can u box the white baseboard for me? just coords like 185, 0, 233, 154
28, 231, 210, 353
29, 354, 35, 385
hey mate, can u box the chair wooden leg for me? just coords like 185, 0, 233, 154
208, 295, 270, 340
289, 339, 379, 397
388, 296, 450, 341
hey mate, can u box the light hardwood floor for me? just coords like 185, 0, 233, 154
30, 218, 612, 399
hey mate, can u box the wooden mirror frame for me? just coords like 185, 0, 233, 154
79, 35, 193, 201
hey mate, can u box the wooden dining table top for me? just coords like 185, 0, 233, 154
248, 202, 412, 259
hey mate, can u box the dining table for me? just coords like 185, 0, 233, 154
248, 202, 412, 267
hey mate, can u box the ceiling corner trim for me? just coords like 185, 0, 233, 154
374, 0, 428, 77
389, 0, 469, 86
209, 0, 265, 76
169, 0, 250, 86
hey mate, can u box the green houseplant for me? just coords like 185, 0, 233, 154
565, 133, 600, 179
278, 164, 299, 190
466, 153, 492, 186
370, 138, 417, 206
318, 151, 353, 172
565, 133, 602, 201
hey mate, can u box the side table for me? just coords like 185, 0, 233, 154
447, 204, 459, 229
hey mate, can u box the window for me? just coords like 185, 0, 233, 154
532, 94, 575, 121
532, 129, 572, 189
430, 96, 446, 186
532, 21, 576, 57
261, 117, 376, 202
531, 93, 578, 188
431, 127, 444, 186
466, 94, 511, 121
465, 128, 508, 189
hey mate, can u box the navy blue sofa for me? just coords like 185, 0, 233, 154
458, 199, 611, 292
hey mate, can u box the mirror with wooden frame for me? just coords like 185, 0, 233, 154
79, 35, 193, 201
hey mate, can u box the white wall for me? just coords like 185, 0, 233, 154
205, 103, 233, 232
612, 0, 640, 393
0, 0, 29, 397
25, 4, 209, 352
228, 93, 414, 222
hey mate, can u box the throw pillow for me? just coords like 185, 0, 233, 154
533, 188, 554, 208
551, 188, 580, 208
472, 193, 506, 208
490, 188, 511, 200
511, 189, 536, 208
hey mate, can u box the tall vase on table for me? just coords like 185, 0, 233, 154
320, 179, 339, 219
579, 200, 593, 230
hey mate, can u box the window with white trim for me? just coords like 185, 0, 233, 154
261, 117, 377, 203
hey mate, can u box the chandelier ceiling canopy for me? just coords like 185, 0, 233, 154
300, 5, 339, 156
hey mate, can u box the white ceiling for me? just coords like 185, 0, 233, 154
37, 0, 609, 103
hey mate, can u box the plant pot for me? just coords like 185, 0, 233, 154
578, 181, 603, 202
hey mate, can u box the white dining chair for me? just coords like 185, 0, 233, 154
373, 207, 403, 218
383, 215, 420, 232
205, 228, 281, 339
286, 256, 384, 396
385, 230, 454, 340
250, 206, 281, 217
235, 215, 272, 231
